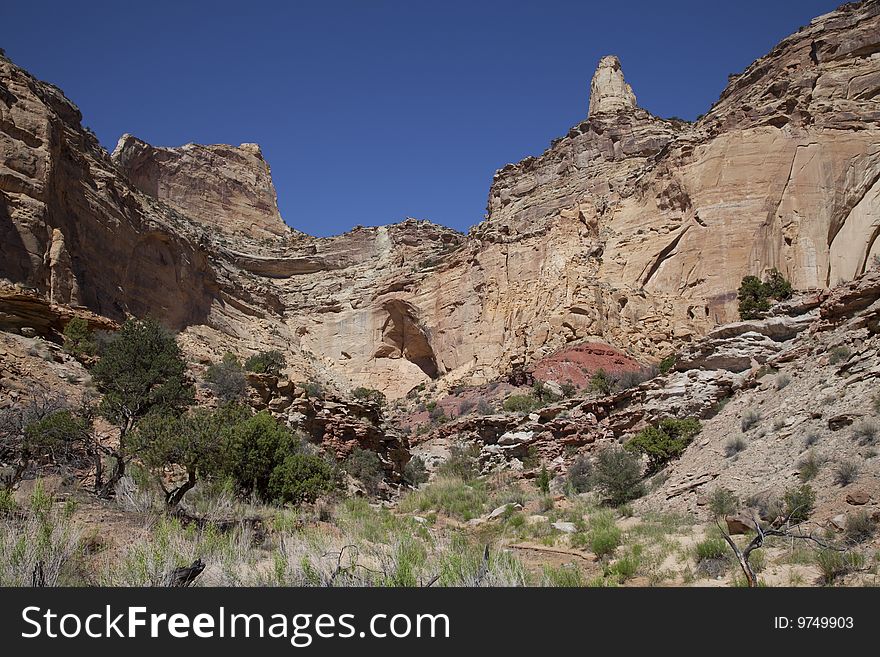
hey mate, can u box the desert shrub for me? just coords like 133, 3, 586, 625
695, 536, 727, 561
567, 455, 593, 493
476, 399, 494, 415
204, 352, 247, 403
833, 460, 859, 486
738, 269, 792, 320
268, 453, 338, 505
301, 380, 323, 399
802, 430, 820, 449
352, 387, 386, 406
592, 446, 644, 506
532, 381, 560, 404
659, 354, 676, 375
398, 477, 487, 520
775, 373, 791, 390
429, 405, 449, 423
844, 510, 874, 544
589, 369, 615, 396
816, 548, 851, 586
708, 487, 739, 518
502, 394, 539, 414
344, 448, 385, 495
560, 381, 578, 398
724, 435, 747, 457
851, 419, 878, 446
62, 317, 97, 357
740, 408, 761, 432
605, 546, 641, 582
797, 450, 823, 482
536, 465, 551, 494
625, 417, 701, 474
244, 349, 286, 375
588, 513, 621, 558
403, 456, 428, 486
23, 409, 87, 464
458, 399, 476, 416
541, 564, 584, 587
782, 484, 815, 523
828, 345, 852, 365
437, 443, 480, 481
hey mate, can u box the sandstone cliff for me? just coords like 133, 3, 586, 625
2, 1, 879, 400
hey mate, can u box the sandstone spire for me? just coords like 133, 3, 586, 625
588, 55, 637, 116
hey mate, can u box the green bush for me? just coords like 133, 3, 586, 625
659, 354, 676, 375
588, 514, 622, 558
268, 453, 338, 504
695, 536, 727, 561
589, 369, 615, 396
403, 456, 428, 486
204, 352, 247, 403
593, 446, 644, 506
782, 484, 815, 524
738, 269, 793, 320
437, 443, 480, 480
567, 455, 593, 493
344, 448, 384, 495
219, 408, 303, 500
536, 465, 551, 494
62, 317, 97, 357
625, 417, 701, 474
23, 410, 87, 463
301, 380, 323, 399
352, 387, 386, 406
502, 394, 539, 414
828, 345, 852, 365
708, 487, 739, 518
244, 350, 286, 376
560, 381, 578, 398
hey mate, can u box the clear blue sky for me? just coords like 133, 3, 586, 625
2, 0, 840, 237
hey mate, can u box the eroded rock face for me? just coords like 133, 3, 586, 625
112, 135, 290, 240
588, 55, 637, 116
2, 1, 880, 401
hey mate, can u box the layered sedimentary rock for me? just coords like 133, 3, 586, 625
112, 135, 290, 240
2, 1, 879, 401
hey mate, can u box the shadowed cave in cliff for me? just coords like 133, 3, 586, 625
374, 299, 439, 379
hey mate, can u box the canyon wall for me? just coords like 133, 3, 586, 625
2, 1, 879, 398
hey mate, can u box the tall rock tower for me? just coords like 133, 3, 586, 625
588, 55, 637, 116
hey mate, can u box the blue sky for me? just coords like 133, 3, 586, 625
2, 1, 840, 237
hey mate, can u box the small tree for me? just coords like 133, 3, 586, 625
204, 352, 247, 403
738, 269, 793, 320
593, 446, 644, 505
352, 387, 387, 407
344, 448, 385, 495
268, 453, 338, 505
62, 317, 97, 357
567, 455, 593, 493
404, 455, 428, 486
244, 350, 286, 376
536, 465, 551, 494
91, 318, 194, 496
626, 417, 701, 474
589, 369, 616, 396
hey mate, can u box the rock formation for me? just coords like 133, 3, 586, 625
112, 135, 291, 240
588, 55, 637, 116
1, 1, 879, 401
